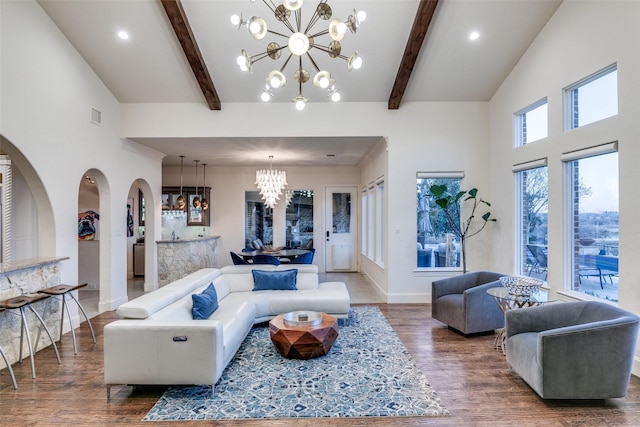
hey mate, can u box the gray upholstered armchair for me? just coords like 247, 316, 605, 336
431, 271, 507, 334
505, 301, 640, 399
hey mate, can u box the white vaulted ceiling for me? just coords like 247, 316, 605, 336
37, 0, 562, 165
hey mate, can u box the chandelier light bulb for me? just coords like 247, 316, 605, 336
230, 14, 240, 26
288, 32, 310, 56
331, 91, 341, 102
313, 70, 331, 89
267, 70, 286, 88
347, 52, 362, 71
261, 91, 271, 102
296, 99, 306, 110
329, 19, 346, 41
282, 0, 304, 11
249, 21, 261, 34
357, 10, 367, 22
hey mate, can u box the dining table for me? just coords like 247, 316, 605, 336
239, 248, 310, 262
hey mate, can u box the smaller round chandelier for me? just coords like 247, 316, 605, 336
255, 155, 288, 209
231, 0, 366, 110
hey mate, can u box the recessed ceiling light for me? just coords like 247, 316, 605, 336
469, 31, 480, 41
117, 31, 129, 40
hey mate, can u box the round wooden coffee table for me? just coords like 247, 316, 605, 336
269, 311, 338, 359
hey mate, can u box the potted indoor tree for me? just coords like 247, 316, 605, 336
429, 184, 496, 273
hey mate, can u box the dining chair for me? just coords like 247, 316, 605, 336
253, 254, 280, 265
230, 252, 249, 265
291, 249, 315, 264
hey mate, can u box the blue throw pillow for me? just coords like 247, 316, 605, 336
252, 269, 298, 291
191, 283, 219, 320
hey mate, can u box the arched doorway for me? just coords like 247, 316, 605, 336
126, 181, 147, 301
77, 170, 101, 317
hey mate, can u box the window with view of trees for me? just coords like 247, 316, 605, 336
516, 166, 548, 279
416, 175, 462, 268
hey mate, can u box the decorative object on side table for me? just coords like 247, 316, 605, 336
499, 275, 545, 298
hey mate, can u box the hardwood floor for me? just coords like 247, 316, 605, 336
2, 302, 640, 425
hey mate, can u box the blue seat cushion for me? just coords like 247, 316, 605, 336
191, 283, 219, 319
252, 269, 298, 291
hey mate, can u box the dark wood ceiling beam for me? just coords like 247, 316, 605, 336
161, 0, 221, 110
388, 0, 439, 110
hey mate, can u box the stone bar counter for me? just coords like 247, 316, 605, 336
0, 257, 69, 366
157, 236, 219, 286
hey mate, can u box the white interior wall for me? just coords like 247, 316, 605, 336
488, 1, 640, 373
1, 0, 164, 311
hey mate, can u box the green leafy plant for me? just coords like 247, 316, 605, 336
429, 184, 496, 273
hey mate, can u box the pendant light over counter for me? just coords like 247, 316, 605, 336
201, 164, 209, 211
192, 160, 201, 208
174, 155, 186, 210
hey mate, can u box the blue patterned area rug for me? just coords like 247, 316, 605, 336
143, 306, 450, 421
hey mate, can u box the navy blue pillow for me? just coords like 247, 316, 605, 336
191, 283, 219, 320
252, 269, 298, 291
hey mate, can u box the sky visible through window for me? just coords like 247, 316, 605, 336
524, 68, 618, 214
578, 153, 619, 213
576, 70, 618, 127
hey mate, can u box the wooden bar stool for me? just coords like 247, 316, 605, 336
0, 308, 18, 389
38, 283, 96, 354
0, 294, 61, 379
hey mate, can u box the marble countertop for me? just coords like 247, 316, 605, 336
0, 256, 70, 274
156, 235, 220, 244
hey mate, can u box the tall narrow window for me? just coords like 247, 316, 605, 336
515, 99, 548, 146
565, 64, 618, 130
514, 162, 548, 279
416, 173, 463, 269
376, 180, 384, 265
563, 146, 618, 302
367, 186, 375, 259
361, 189, 367, 255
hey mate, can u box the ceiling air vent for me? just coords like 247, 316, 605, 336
90, 108, 102, 125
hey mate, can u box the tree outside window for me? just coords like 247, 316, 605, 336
416, 177, 461, 268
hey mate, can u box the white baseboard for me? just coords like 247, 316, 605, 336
359, 271, 431, 304
386, 293, 431, 304
632, 356, 640, 378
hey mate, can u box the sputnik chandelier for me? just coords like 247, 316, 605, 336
255, 155, 288, 209
231, 0, 366, 110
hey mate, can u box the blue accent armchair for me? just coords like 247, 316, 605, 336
505, 301, 639, 399
431, 271, 507, 334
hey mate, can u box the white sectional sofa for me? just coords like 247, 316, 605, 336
103, 264, 350, 397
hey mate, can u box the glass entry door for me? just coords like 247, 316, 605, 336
325, 186, 357, 271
